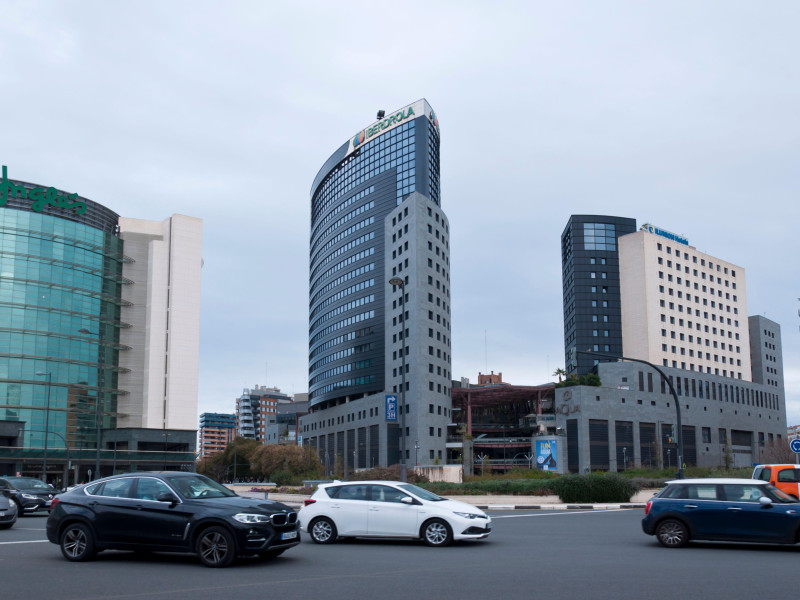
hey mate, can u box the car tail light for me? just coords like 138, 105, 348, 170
645, 501, 652, 516
303, 499, 316, 507
50, 497, 60, 510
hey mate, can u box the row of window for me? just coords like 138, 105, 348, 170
309, 278, 374, 322
656, 242, 737, 278
312, 120, 416, 222
657, 257, 737, 289
311, 216, 374, 267
311, 200, 375, 259
309, 231, 374, 283
309, 325, 373, 360
309, 343, 373, 374
310, 261, 374, 308
310, 246, 374, 295
309, 359, 373, 386
310, 294, 374, 333
310, 309, 374, 346
311, 186, 374, 241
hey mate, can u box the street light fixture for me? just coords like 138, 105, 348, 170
578, 349, 684, 479
388, 277, 407, 482
78, 327, 104, 480
35, 371, 52, 482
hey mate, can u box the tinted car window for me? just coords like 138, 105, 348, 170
778, 469, 800, 483
371, 485, 410, 503
722, 484, 764, 503
99, 478, 135, 498
166, 475, 235, 499
756, 468, 771, 481
134, 478, 172, 501
334, 485, 368, 501
660, 485, 687, 499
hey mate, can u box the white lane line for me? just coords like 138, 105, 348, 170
0, 540, 49, 545
493, 509, 632, 518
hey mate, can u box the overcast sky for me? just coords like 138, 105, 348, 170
3, 1, 799, 423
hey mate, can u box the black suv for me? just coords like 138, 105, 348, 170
46, 472, 300, 567
0, 477, 58, 513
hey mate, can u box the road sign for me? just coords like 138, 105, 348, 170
385, 395, 397, 422
790, 439, 800, 453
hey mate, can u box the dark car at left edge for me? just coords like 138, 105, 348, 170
0, 477, 58, 514
46, 472, 300, 567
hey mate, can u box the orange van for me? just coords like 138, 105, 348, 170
752, 464, 800, 499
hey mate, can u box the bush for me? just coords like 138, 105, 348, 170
348, 464, 429, 484
550, 474, 639, 503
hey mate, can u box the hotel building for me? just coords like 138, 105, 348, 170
558, 217, 786, 471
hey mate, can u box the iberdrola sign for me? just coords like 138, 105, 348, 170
353, 106, 416, 149
0, 165, 86, 215
347, 99, 431, 156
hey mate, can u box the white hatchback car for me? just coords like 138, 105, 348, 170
299, 480, 491, 547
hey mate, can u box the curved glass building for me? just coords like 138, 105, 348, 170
304, 100, 453, 469
0, 167, 202, 482
0, 167, 126, 479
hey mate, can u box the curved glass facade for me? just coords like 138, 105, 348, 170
309, 101, 441, 408
0, 184, 127, 476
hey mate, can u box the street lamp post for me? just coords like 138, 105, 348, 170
577, 350, 684, 479
78, 327, 104, 480
414, 440, 420, 467
35, 371, 52, 482
389, 277, 407, 483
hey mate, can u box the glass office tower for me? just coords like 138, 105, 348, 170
561, 215, 637, 376
0, 170, 125, 480
305, 100, 452, 469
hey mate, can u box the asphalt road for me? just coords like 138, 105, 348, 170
2, 510, 798, 600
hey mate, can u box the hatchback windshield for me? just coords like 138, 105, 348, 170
398, 483, 444, 501
166, 475, 236, 499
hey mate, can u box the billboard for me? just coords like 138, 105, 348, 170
535, 440, 558, 471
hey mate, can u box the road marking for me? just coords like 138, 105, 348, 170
0, 540, 49, 545
493, 509, 632, 518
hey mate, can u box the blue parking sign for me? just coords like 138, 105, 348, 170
790, 439, 800, 453
385, 395, 398, 422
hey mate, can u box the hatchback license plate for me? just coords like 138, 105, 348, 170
281, 531, 298, 540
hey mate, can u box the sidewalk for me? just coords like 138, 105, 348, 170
242, 488, 659, 511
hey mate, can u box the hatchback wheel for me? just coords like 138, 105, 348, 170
656, 519, 689, 548
60, 523, 96, 561
309, 517, 337, 544
196, 526, 236, 568
422, 519, 452, 547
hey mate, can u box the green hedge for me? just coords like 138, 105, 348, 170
550, 474, 639, 503
423, 479, 556, 496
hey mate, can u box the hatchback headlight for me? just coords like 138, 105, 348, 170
233, 513, 270, 524
453, 511, 482, 519
21, 493, 37, 500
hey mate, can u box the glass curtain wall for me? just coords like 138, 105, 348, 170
0, 207, 124, 476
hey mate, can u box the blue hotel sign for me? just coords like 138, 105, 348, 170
642, 223, 689, 246
385, 395, 398, 422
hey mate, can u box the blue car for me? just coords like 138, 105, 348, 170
642, 478, 800, 548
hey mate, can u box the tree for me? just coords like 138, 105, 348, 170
759, 440, 796, 464
251, 444, 323, 485
553, 368, 567, 383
